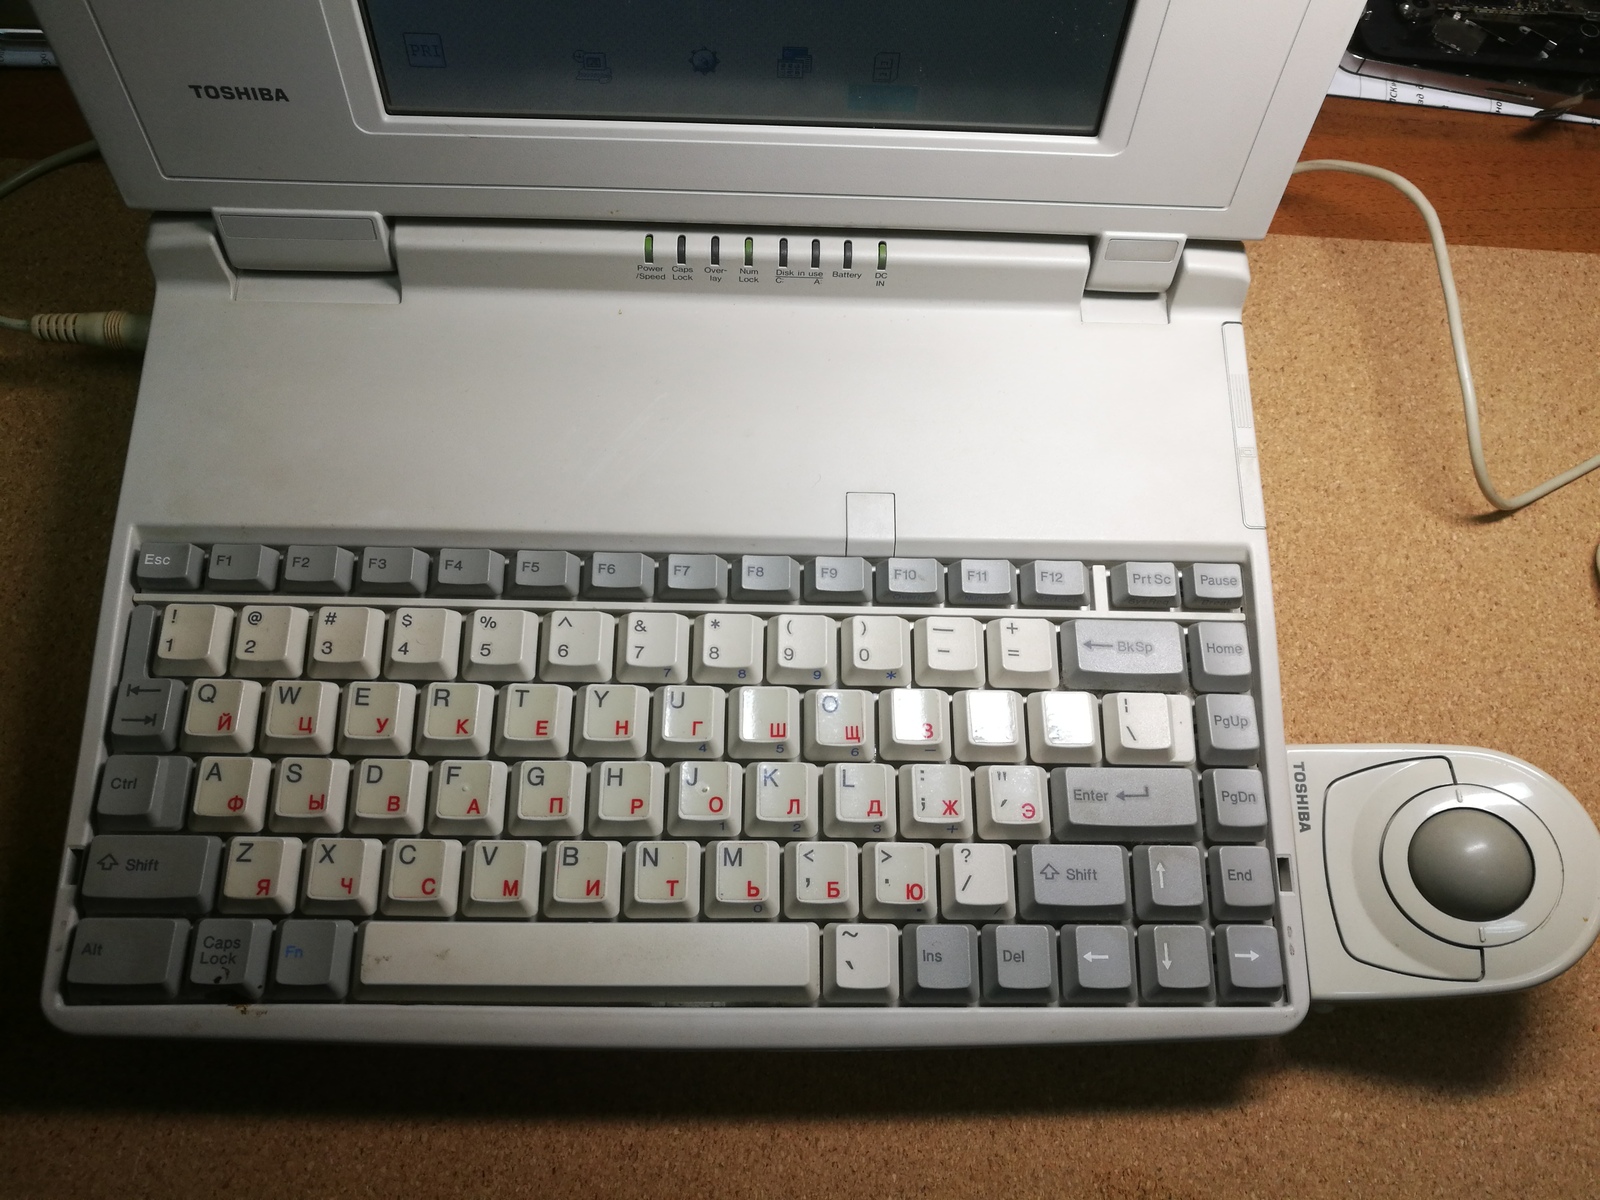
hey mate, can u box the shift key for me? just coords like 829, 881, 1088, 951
80, 835, 223, 915
1049, 768, 1200, 841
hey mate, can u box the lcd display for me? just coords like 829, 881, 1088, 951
361, 1, 1135, 136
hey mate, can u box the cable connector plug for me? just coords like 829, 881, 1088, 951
29, 311, 150, 351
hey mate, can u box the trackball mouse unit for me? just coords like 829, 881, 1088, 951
32, 0, 1600, 1046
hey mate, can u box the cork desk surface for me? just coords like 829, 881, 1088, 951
2, 80, 1599, 1198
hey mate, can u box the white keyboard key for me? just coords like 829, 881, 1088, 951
745, 762, 820, 838
220, 835, 302, 915
338, 681, 417, 755
385, 607, 464, 681
589, 760, 666, 837
939, 842, 1016, 920
543, 839, 623, 918
880, 688, 951, 761
301, 837, 383, 916
802, 689, 876, 761
231, 605, 309, 678
153, 603, 234, 677
667, 761, 742, 837
349, 758, 428, 835
190, 755, 271, 833
616, 612, 691, 683
692, 613, 765, 684
382, 838, 463, 916
270, 756, 351, 834
824, 923, 899, 1004
509, 760, 587, 837
259, 679, 339, 754
624, 840, 702, 919
863, 841, 937, 921
309, 606, 386, 680
428, 759, 508, 836
417, 681, 495, 756
728, 686, 801, 761
840, 615, 912, 687
541, 610, 616, 683
574, 684, 650, 758
463, 609, 539, 682
767, 614, 838, 686
953, 689, 1027, 764
986, 617, 1059, 690
784, 841, 859, 919
705, 840, 781, 919
495, 683, 573, 757
974, 765, 1051, 841
462, 839, 541, 917
899, 763, 975, 840
652, 685, 727, 759
1102, 692, 1196, 765
823, 763, 897, 838
1025, 691, 1102, 764
181, 678, 262, 753
913, 616, 985, 688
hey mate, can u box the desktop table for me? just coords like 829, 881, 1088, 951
2, 82, 1598, 1196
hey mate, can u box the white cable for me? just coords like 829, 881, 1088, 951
1291, 159, 1600, 513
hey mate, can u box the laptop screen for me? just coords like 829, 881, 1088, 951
360, 0, 1135, 136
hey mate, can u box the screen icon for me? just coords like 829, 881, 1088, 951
573, 50, 613, 83
777, 46, 814, 79
689, 47, 720, 74
403, 33, 445, 69
872, 52, 900, 83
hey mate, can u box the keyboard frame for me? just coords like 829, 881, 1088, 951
43, 527, 1310, 1046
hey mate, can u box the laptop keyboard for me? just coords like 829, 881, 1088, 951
64, 542, 1284, 1010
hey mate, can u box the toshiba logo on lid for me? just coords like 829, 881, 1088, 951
186, 84, 289, 102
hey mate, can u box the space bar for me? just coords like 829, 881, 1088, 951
355, 921, 821, 1005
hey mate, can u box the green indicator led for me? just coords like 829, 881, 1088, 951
877, 241, 888, 271
644, 234, 654, 264
744, 237, 754, 266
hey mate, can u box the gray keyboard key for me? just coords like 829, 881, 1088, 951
902, 923, 978, 1005
1137, 924, 1214, 1003
733, 555, 800, 602
876, 558, 943, 605
1187, 622, 1252, 693
1060, 925, 1135, 1003
80, 834, 223, 915
1060, 619, 1186, 690
134, 542, 203, 590
510, 550, 582, 599
1208, 845, 1276, 920
283, 545, 355, 594
661, 553, 729, 601
434, 548, 506, 597
96, 755, 191, 832
190, 917, 273, 999
586, 551, 656, 599
1215, 924, 1285, 1003
1183, 562, 1245, 610
950, 559, 1016, 606
206, 543, 279, 592
1203, 768, 1268, 841
356, 546, 429, 596
980, 924, 1057, 1004
1132, 845, 1207, 920
273, 919, 355, 1000
111, 608, 187, 753
1197, 693, 1260, 766
1016, 844, 1130, 919
1020, 560, 1088, 608
1108, 561, 1178, 609
67, 917, 189, 1002
1049, 767, 1200, 841
805, 556, 871, 604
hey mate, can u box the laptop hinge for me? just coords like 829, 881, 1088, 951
1086, 232, 1186, 293
213, 209, 394, 273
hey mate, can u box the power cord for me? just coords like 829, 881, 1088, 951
1291, 159, 1600, 514
1, 139, 150, 351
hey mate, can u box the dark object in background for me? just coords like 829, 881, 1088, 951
0, 0, 53, 68
1346, 0, 1600, 118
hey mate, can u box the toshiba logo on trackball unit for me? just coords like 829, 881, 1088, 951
186, 84, 289, 102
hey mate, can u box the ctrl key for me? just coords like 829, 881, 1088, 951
67, 917, 189, 1002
